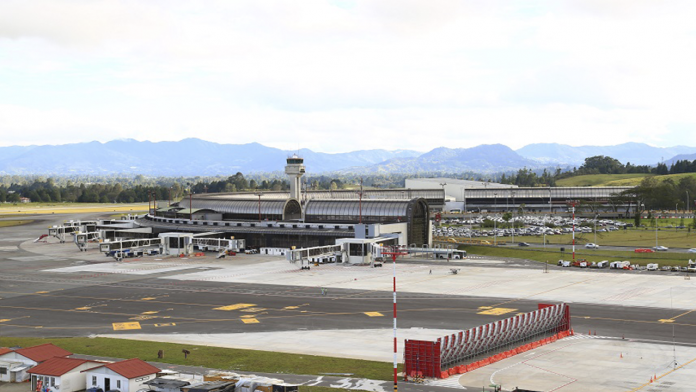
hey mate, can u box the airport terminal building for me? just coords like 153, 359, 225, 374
138, 156, 439, 250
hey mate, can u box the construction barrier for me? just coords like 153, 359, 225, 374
404, 303, 572, 379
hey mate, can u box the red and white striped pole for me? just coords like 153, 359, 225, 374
392, 250, 398, 392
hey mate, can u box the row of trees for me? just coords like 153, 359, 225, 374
0, 172, 350, 204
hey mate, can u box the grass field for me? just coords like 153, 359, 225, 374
0, 202, 148, 215
0, 337, 395, 381
556, 172, 696, 187
0, 219, 33, 228
504, 228, 696, 249
458, 244, 695, 267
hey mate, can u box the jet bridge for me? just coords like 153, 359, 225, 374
192, 237, 245, 253
287, 244, 343, 264
49, 220, 98, 243
99, 238, 164, 260
74, 231, 101, 251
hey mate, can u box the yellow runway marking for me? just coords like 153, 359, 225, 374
141, 311, 159, 315
112, 322, 142, 331
478, 306, 493, 310
240, 307, 266, 313
629, 355, 696, 391
35, 291, 49, 294
283, 306, 299, 310
659, 319, 675, 323
0, 319, 9, 323
241, 318, 259, 324
154, 323, 176, 327
478, 308, 517, 316
130, 315, 157, 321
364, 312, 384, 317
74, 307, 91, 310
214, 303, 256, 311
141, 297, 157, 301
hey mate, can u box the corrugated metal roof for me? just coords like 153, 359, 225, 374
84, 358, 160, 379
28, 357, 96, 376
305, 199, 410, 218
13, 344, 72, 362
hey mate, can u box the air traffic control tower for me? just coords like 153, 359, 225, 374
285, 154, 306, 201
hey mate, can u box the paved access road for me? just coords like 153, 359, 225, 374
1, 216, 696, 346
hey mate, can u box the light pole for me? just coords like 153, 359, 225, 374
687, 190, 690, 213
594, 214, 598, 245
493, 193, 498, 246
255, 192, 263, 222
512, 191, 515, 244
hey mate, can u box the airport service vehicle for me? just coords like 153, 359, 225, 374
688, 248, 696, 253
557, 260, 571, 267
647, 263, 659, 271
653, 246, 669, 251
610, 261, 631, 269
688, 265, 696, 273
661, 266, 671, 271
635, 248, 655, 253
585, 243, 599, 249
597, 260, 609, 268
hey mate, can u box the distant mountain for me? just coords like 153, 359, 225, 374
517, 143, 696, 166
344, 144, 540, 174
665, 152, 696, 165
0, 138, 421, 176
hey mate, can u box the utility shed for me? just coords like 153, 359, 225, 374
0, 344, 72, 382
83, 358, 160, 392
28, 357, 102, 392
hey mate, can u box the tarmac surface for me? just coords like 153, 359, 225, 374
3, 215, 696, 391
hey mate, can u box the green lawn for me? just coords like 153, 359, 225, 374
0, 337, 396, 381
458, 244, 695, 267
0, 219, 33, 227
556, 172, 696, 187
556, 173, 649, 187
502, 228, 696, 249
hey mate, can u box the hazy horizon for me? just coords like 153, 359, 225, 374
2, 1, 696, 153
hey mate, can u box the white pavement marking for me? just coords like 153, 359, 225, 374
10, 255, 65, 262
329, 378, 387, 392
44, 263, 200, 275
427, 375, 466, 389
0, 237, 32, 242
0, 246, 18, 251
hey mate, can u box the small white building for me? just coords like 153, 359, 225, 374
28, 357, 102, 392
0, 344, 72, 383
83, 358, 160, 392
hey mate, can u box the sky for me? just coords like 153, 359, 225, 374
1, 0, 696, 153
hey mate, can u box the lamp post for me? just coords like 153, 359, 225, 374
687, 190, 690, 213
511, 191, 516, 244
493, 193, 498, 246
255, 192, 263, 222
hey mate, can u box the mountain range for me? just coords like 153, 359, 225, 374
0, 139, 695, 176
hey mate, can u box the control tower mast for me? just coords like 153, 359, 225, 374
285, 154, 306, 201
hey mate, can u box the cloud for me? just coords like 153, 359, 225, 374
0, 1, 695, 152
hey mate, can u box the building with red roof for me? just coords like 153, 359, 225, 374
83, 358, 160, 392
28, 357, 102, 392
0, 343, 72, 383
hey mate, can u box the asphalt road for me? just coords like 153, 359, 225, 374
0, 218, 695, 345
4, 215, 696, 391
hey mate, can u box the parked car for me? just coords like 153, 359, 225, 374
585, 243, 599, 249
653, 246, 669, 251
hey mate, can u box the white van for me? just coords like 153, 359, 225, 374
647, 263, 659, 271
